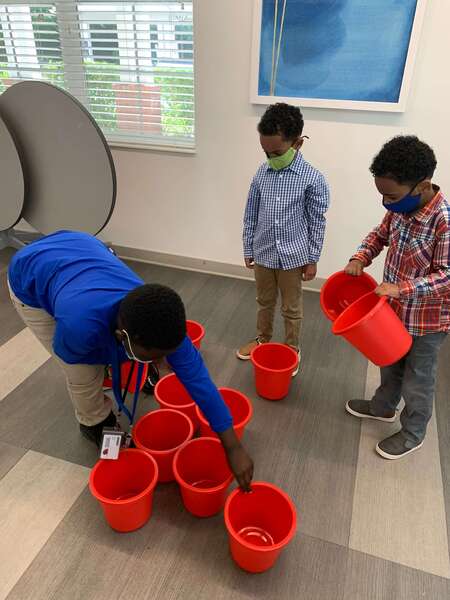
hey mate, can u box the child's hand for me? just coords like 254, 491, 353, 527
301, 263, 317, 281
345, 260, 364, 276
375, 283, 400, 298
244, 257, 255, 269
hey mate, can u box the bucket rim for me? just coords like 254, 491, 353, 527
250, 343, 299, 373
173, 437, 234, 493
195, 387, 253, 429
89, 448, 159, 505
320, 270, 378, 321
186, 319, 205, 342
332, 292, 387, 335
224, 481, 297, 552
133, 408, 194, 455
155, 373, 196, 410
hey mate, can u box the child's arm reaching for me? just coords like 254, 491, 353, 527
243, 177, 261, 267
351, 212, 393, 268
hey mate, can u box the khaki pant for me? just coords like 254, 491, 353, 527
254, 264, 303, 349
8, 282, 111, 426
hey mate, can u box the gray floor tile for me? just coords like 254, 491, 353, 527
435, 337, 450, 567
0, 441, 26, 479
343, 546, 450, 600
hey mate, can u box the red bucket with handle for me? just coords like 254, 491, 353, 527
224, 482, 297, 573
320, 270, 378, 321
332, 291, 412, 366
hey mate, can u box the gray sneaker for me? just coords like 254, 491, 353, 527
346, 399, 397, 423
376, 431, 424, 460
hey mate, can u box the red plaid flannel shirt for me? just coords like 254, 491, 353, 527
352, 188, 450, 336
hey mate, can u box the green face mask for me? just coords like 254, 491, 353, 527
267, 147, 296, 171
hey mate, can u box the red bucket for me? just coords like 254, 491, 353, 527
89, 448, 158, 532
154, 373, 199, 428
103, 361, 148, 392
224, 482, 297, 573
320, 271, 378, 321
186, 319, 205, 349
196, 388, 253, 440
250, 343, 298, 400
173, 437, 233, 517
133, 409, 194, 482
332, 291, 412, 366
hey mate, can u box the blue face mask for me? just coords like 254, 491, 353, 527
383, 181, 423, 214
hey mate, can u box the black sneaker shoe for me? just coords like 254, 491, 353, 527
142, 363, 160, 395
345, 399, 397, 423
80, 411, 117, 448
376, 431, 424, 460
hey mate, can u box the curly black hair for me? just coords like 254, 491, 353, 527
119, 284, 186, 351
370, 135, 437, 185
258, 103, 304, 141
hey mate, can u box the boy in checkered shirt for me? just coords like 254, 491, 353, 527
345, 136, 449, 459
237, 103, 330, 375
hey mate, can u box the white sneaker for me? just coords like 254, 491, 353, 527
292, 348, 301, 377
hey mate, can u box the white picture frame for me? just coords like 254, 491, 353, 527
250, 0, 428, 113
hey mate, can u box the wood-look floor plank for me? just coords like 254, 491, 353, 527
344, 544, 450, 600
350, 362, 450, 578
0, 451, 88, 599
0, 442, 26, 480
0, 273, 25, 346
0, 328, 50, 403
7, 484, 194, 600
435, 337, 450, 571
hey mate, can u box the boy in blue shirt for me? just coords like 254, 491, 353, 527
238, 103, 330, 373
8, 230, 253, 490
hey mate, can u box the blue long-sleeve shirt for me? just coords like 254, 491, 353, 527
8, 231, 232, 433
243, 152, 330, 269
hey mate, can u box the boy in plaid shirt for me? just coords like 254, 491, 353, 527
345, 136, 449, 459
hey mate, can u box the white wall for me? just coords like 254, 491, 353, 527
105, 0, 450, 283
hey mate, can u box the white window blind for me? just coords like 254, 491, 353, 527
0, 1, 195, 150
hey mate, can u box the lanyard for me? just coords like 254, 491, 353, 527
111, 347, 145, 426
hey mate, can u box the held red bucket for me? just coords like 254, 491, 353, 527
196, 388, 253, 440
154, 373, 199, 428
133, 409, 194, 482
332, 291, 412, 366
173, 437, 233, 517
224, 482, 297, 573
320, 271, 378, 321
186, 319, 205, 349
250, 343, 298, 400
89, 448, 158, 532
103, 361, 148, 392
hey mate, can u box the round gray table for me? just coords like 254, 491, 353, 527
0, 81, 116, 235
0, 114, 25, 232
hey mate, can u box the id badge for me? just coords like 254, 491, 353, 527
100, 427, 125, 460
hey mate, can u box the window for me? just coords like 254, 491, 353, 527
30, 6, 62, 64
0, 1, 195, 150
175, 23, 193, 61
89, 23, 119, 65
149, 23, 158, 64
0, 27, 7, 63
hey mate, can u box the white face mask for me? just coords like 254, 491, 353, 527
121, 329, 154, 364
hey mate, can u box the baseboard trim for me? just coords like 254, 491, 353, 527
113, 244, 324, 292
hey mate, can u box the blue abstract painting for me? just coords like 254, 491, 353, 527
254, 0, 424, 109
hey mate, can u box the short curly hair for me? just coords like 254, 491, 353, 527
370, 135, 437, 185
258, 103, 304, 141
119, 284, 186, 351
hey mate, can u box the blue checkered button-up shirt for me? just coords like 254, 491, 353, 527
243, 152, 330, 270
